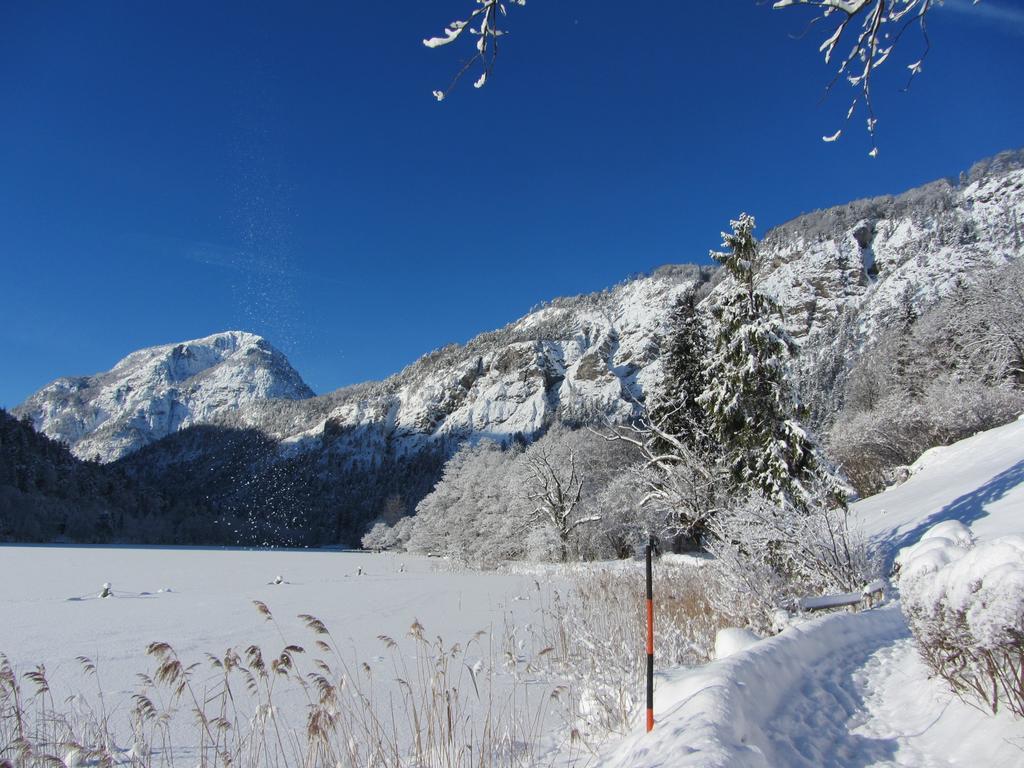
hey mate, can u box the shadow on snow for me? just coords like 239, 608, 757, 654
881, 459, 1024, 568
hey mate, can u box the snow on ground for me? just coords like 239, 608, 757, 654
0, 546, 553, 748
594, 416, 1024, 767
855, 415, 1024, 561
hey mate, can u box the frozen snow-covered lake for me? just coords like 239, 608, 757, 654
0, 545, 548, 696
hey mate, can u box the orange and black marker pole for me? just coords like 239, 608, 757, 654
646, 535, 655, 732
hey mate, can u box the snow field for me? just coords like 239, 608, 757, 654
0, 546, 571, 764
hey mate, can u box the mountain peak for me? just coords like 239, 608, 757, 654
15, 331, 313, 462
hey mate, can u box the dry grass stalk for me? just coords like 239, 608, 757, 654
2, 561, 725, 766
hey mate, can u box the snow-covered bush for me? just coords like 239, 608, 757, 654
360, 521, 392, 551
522, 522, 562, 562
360, 515, 416, 552
708, 494, 877, 633
898, 521, 1024, 717
596, 418, 727, 551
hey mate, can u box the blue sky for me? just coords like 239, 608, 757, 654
1, 0, 1022, 407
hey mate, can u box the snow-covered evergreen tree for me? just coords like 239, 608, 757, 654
596, 288, 721, 549
698, 214, 837, 510
649, 287, 709, 450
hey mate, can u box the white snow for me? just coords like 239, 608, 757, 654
713, 628, 761, 660
798, 591, 863, 611
0, 547, 551, 748
855, 414, 1024, 554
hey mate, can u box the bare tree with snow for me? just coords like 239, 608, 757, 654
516, 430, 601, 562
599, 413, 725, 549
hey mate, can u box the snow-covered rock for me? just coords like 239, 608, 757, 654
15, 331, 314, 461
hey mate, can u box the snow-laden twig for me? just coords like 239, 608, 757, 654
773, 0, 983, 155
423, 0, 525, 101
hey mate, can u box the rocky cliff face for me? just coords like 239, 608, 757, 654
732, 149, 1024, 421
751, 149, 1024, 354
15, 331, 314, 461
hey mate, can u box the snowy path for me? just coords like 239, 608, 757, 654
762, 615, 914, 767
765, 618, 1024, 767
597, 604, 1023, 767
596, 419, 1024, 767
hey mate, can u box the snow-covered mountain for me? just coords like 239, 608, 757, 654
220, 266, 712, 463
16, 150, 1024, 469
233, 151, 1024, 461
15, 331, 314, 461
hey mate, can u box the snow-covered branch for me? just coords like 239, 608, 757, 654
425, 1, 986, 152
597, 412, 724, 545
423, 0, 525, 101
773, 0, 982, 155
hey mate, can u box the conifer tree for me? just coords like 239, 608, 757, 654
698, 214, 838, 511
649, 287, 709, 450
